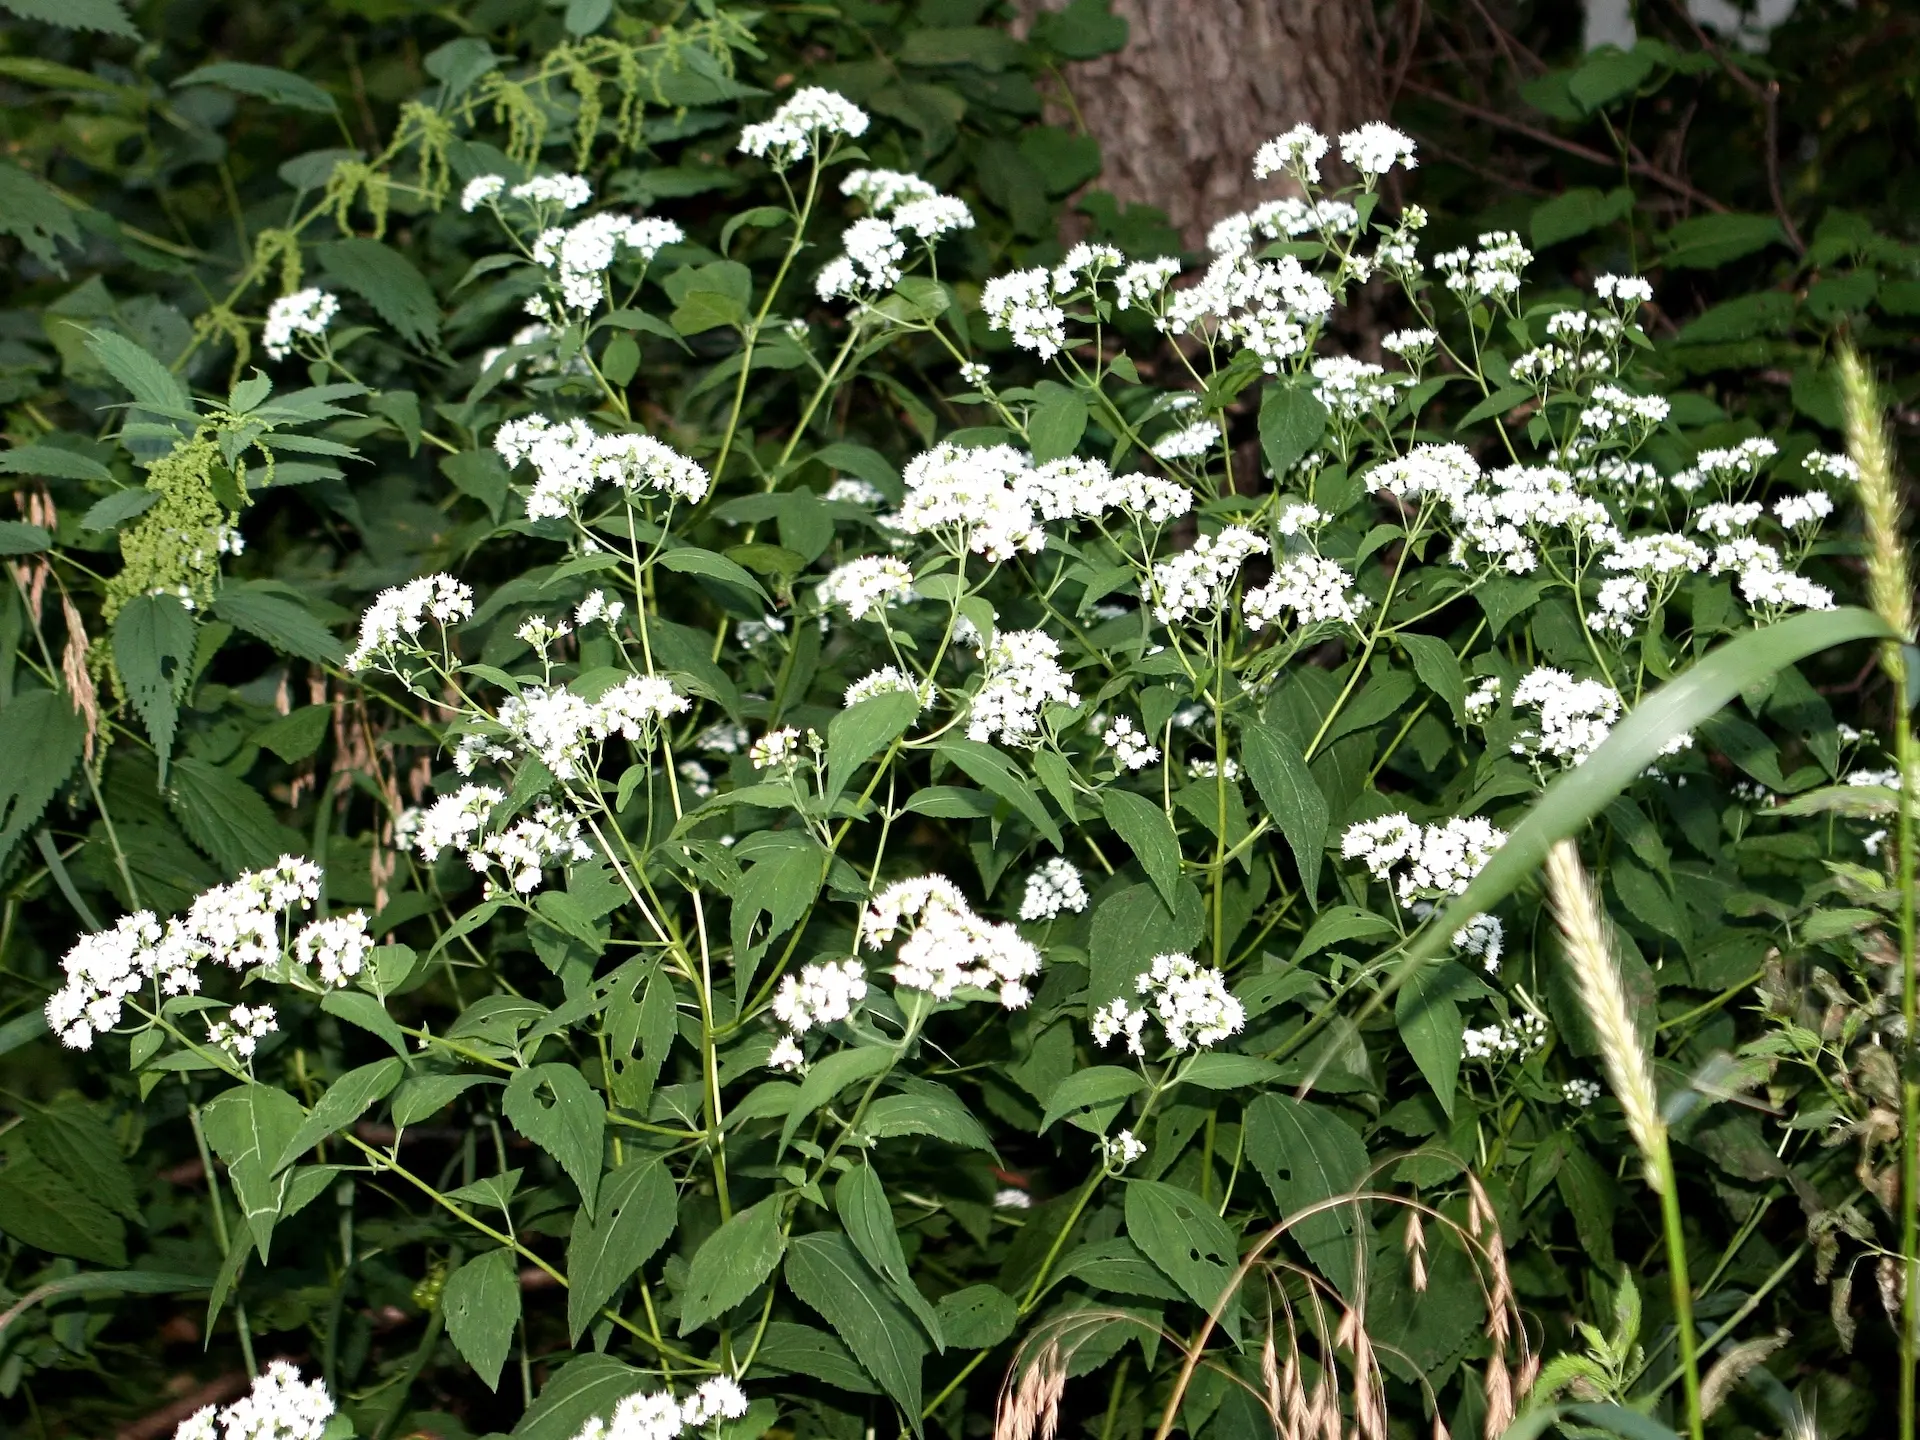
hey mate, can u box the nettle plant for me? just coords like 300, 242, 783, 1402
35, 80, 1902, 1440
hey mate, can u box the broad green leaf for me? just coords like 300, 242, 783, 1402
0, 690, 85, 868
176, 61, 336, 112
0, 521, 50, 555
785, 1231, 927, 1428
1087, 880, 1204, 1011
933, 1284, 1017, 1349
731, 839, 825, 1001
863, 1086, 996, 1152
1040, 1065, 1146, 1133
566, 1159, 675, 1341
679, 1197, 784, 1334
168, 758, 301, 875
0, 161, 80, 273
826, 690, 919, 801
836, 1165, 943, 1348
1500, 1404, 1685, 1440
81, 488, 159, 530
1291, 905, 1396, 962
1102, 788, 1182, 908
113, 593, 195, 783
0, 1269, 210, 1333
1245, 1094, 1369, 1296
1178, 1053, 1282, 1089
0, 1155, 126, 1265
200, 1083, 306, 1259
657, 545, 771, 603
1660, 212, 1785, 270
273, 1058, 404, 1173
936, 738, 1063, 846
20, 1100, 139, 1220
503, 1064, 605, 1218
780, 1045, 894, 1154
1055, 1237, 1185, 1301
83, 330, 193, 416
751, 1321, 880, 1393
391, 1074, 499, 1129
213, 584, 345, 665
254, 705, 331, 764
512, 1355, 650, 1440
1259, 383, 1327, 479
1028, 383, 1088, 462
316, 238, 441, 347
442, 1248, 521, 1391
321, 988, 411, 1059
1567, 46, 1655, 111
0, 443, 113, 483
1124, 1180, 1244, 1333
0, 0, 138, 38
1394, 961, 1478, 1115
1398, 632, 1465, 720
1240, 717, 1327, 892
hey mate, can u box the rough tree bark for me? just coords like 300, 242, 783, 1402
1022, 0, 1383, 247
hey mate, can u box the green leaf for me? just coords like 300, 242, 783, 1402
1028, 383, 1089, 463
1456, 383, 1533, 430
1087, 880, 1204, 1011
934, 1284, 1018, 1349
1179, 1053, 1282, 1089
0, 443, 112, 483
274, 1058, 404, 1173
321, 988, 411, 1060
503, 1064, 605, 1218
113, 593, 196, 783
785, 1231, 928, 1429
1031, 0, 1128, 58
1041, 1065, 1146, 1133
780, 1045, 894, 1154
168, 758, 300, 875
1291, 905, 1395, 962
254, 705, 331, 764
176, 61, 336, 112
316, 238, 441, 348
0, 689, 87, 869
1056, 1237, 1185, 1301
0, 161, 82, 274
81, 488, 159, 530
21, 1100, 139, 1221
0, 521, 51, 555
657, 545, 771, 603
825, 690, 918, 801
391, 1073, 498, 1129
1101, 789, 1182, 909
1245, 1094, 1369, 1296
83, 330, 193, 416
213, 584, 345, 665
200, 1083, 306, 1260
1394, 961, 1478, 1115
512, 1355, 650, 1440
1567, 46, 1656, 111
811, 442, 902, 502
442, 1248, 521, 1391
1398, 633, 1465, 721
0, 0, 138, 40
1258, 384, 1328, 480
731, 840, 826, 1000
1529, 186, 1632, 248
670, 289, 744, 335
680, 1197, 784, 1334
1501, 1404, 1685, 1440
753, 1321, 880, 1393
837, 1164, 943, 1349
0, 1156, 126, 1265
566, 1159, 675, 1342
936, 738, 1063, 846
1240, 717, 1327, 892
1124, 1180, 1244, 1330
863, 1087, 996, 1151
1659, 213, 1786, 270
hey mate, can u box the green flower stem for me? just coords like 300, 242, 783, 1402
187, 1095, 257, 1377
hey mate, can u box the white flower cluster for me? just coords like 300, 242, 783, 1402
1509, 667, 1624, 768
532, 211, 684, 312
863, 875, 1042, 1007
47, 857, 323, 1049
817, 555, 915, 621
1465, 677, 1501, 721
1160, 253, 1335, 372
1103, 1129, 1147, 1169
294, 912, 372, 987
1150, 420, 1222, 462
1338, 121, 1418, 181
262, 288, 338, 361
751, 727, 807, 771
845, 666, 928, 708
1462, 1012, 1549, 1061
1434, 231, 1532, 301
889, 443, 1042, 560
1207, 197, 1359, 257
1145, 526, 1268, 624
1311, 356, 1404, 418
407, 786, 595, 895
1774, 489, 1834, 530
460, 172, 594, 213
1091, 952, 1246, 1055
571, 1377, 750, 1440
495, 415, 711, 520
968, 629, 1079, 746
1451, 912, 1503, 973
1103, 715, 1162, 772
1243, 553, 1363, 631
1710, 538, 1835, 615
174, 1361, 334, 1440
769, 959, 869, 1069
496, 676, 689, 780
817, 172, 973, 301
980, 268, 1070, 360
208, 1003, 278, 1060
1253, 124, 1330, 180
1671, 437, 1777, 494
1011, 456, 1192, 527
1340, 814, 1506, 910
345, 572, 475, 671
737, 87, 869, 167
1019, 858, 1089, 922
1562, 1078, 1603, 1107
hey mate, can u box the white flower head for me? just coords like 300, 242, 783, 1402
1338, 122, 1417, 181
1020, 857, 1089, 922
263, 288, 338, 361
1253, 124, 1329, 181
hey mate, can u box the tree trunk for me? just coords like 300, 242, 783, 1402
1025, 0, 1383, 247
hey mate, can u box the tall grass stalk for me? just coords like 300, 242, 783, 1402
1542, 839, 1704, 1440
1838, 342, 1919, 1440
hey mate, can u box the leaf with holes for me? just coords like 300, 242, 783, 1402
503, 1064, 605, 1218
1124, 1180, 1244, 1337
112, 593, 195, 783
567, 1159, 676, 1342
443, 1248, 521, 1391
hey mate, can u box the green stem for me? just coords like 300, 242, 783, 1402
1652, 1133, 1706, 1440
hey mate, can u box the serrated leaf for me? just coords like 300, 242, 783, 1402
836, 1165, 943, 1349
443, 1248, 521, 1391
212, 584, 345, 665
656, 545, 770, 602
1101, 788, 1182, 909
680, 1197, 784, 1334
176, 61, 336, 112
200, 1083, 306, 1260
1245, 1094, 1369, 1296
1240, 717, 1327, 893
1040, 1065, 1145, 1133
113, 593, 195, 783
825, 689, 918, 801
391, 1073, 499, 1129
1398, 632, 1466, 720
1259, 384, 1328, 480
936, 739, 1062, 846
0, 0, 138, 40
0, 1155, 126, 1265
863, 1087, 995, 1151
21, 1100, 139, 1221
1394, 960, 1478, 1115
503, 1064, 605, 1218
168, 758, 300, 875
0, 521, 52, 554
780, 1045, 894, 1154
317, 238, 441, 348
785, 1231, 927, 1429
83, 330, 194, 416
1124, 1180, 1244, 1334
81, 488, 159, 530
933, 1284, 1017, 1349
1178, 1053, 1282, 1089
567, 1159, 675, 1341
1028, 383, 1088, 463
512, 1355, 650, 1440
254, 704, 331, 763
321, 988, 411, 1059
0, 689, 86, 869
273, 1058, 404, 1173
0, 443, 113, 483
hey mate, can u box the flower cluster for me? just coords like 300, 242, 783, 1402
863, 876, 1043, 1008
208, 1003, 278, 1060
495, 415, 711, 520
1462, 1012, 1550, 1061
967, 628, 1080, 746
1341, 814, 1507, 910
531, 211, 684, 313
1019, 858, 1090, 922
1091, 953, 1247, 1054
345, 572, 473, 672
47, 857, 323, 1049
1243, 553, 1363, 631
494, 676, 689, 781
571, 1377, 750, 1440
1510, 667, 1622, 768
174, 1361, 334, 1440
1103, 716, 1162, 771
262, 288, 338, 361
769, 959, 869, 1069
405, 786, 595, 895
737, 87, 869, 167
817, 555, 915, 621
1145, 526, 1268, 624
